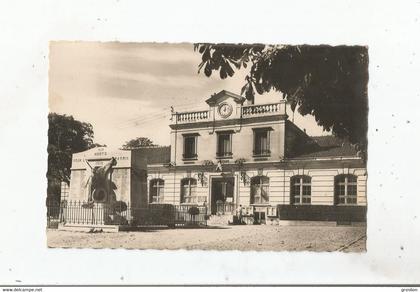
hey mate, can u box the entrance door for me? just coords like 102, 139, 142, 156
211, 177, 235, 215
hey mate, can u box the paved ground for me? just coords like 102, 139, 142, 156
47, 224, 366, 252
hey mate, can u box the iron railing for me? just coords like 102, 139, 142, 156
174, 204, 208, 226
46, 200, 208, 228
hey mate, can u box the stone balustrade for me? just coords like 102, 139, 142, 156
176, 110, 209, 123
172, 101, 286, 124
241, 102, 286, 117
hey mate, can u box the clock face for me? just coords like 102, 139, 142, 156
218, 103, 233, 118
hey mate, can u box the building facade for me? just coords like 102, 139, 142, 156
146, 90, 367, 222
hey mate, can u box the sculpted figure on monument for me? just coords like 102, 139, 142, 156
85, 157, 117, 202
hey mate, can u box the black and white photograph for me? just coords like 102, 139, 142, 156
2, 0, 420, 288
47, 42, 368, 251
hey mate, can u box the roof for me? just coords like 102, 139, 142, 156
291, 136, 360, 159
205, 90, 245, 105
132, 146, 171, 164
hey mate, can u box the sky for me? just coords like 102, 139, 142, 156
49, 42, 328, 148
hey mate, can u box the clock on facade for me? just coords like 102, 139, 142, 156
218, 102, 233, 118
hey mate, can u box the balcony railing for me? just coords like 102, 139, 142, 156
172, 101, 286, 125
176, 110, 209, 123
242, 102, 285, 117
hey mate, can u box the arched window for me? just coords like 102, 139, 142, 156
290, 175, 311, 205
150, 179, 164, 203
250, 176, 269, 204
334, 174, 357, 205
181, 178, 197, 203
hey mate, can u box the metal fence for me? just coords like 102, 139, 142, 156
173, 204, 208, 226
46, 200, 208, 229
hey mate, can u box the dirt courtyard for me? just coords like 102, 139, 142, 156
47, 224, 366, 252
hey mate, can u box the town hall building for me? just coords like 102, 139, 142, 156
65, 90, 367, 226
145, 90, 367, 223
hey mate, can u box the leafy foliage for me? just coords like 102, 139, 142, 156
234, 158, 247, 169
91, 142, 107, 148
47, 113, 97, 195
121, 137, 156, 149
194, 44, 368, 151
111, 200, 128, 213
202, 160, 215, 166
188, 206, 200, 216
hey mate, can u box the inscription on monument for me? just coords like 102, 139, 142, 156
71, 148, 131, 170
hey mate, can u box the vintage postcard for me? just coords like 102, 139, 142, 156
47, 42, 368, 251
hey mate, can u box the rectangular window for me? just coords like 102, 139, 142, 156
253, 128, 271, 156
251, 176, 270, 204
292, 184, 301, 204
302, 185, 311, 204
217, 132, 232, 158
150, 179, 164, 203
181, 178, 197, 203
291, 176, 311, 205
334, 175, 357, 205
183, 134, 198, 159
347, 184, 357, 204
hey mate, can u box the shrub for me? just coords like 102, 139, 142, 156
82, 201, 94, 208
188, 206, 200, 216
111, 200, 128, 213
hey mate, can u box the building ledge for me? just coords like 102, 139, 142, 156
216, 156, 233, 160
182, 157, 198, 162
252, 154, 271, 158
